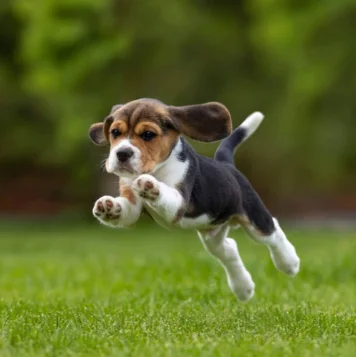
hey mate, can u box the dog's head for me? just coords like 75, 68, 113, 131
89, 98, 232, 178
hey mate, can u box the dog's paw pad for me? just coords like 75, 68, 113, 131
133, 175, 160, 201
93, 196, 121, 221
97, 201, 105, 213
105, 199, 114, 211
144, 181, 153, 190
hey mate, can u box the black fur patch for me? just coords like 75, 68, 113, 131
177, 138, 275, 235
214, 127, 247, 164
178, 149, 186, 162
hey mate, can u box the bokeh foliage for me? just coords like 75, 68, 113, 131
1, 0, 356, 208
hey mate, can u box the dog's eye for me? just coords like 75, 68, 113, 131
111, 129, 121, 139
141, 131, 157, 141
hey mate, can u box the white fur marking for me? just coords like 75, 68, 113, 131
240, 112, 264, 141
178, 214, 211, 229
243, 218, 300, 276
199, 226, 255, 301
106, 139, 141, 176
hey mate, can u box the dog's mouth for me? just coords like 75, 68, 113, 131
118, 165, 134, 174
113, 163, 140, 178
106, 159, 136, 175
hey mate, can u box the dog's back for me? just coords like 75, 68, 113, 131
215, 112, 275, 233
180, 112, 275, 233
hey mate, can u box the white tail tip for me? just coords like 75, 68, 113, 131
241, 111, 264, 137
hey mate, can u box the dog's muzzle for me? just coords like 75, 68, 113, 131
117, 148, 134, 163
107, 146, 136, 175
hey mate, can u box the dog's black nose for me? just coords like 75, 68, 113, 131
117, 148, 134, 162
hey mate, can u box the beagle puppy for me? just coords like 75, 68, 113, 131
89, 98, 300, 301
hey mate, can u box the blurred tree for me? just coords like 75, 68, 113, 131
249, 0, 356, 197
1, 0, 355, 213
0, 0, 50, 168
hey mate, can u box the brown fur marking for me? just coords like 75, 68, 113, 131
120, 183, 137, 205
110, 120, 128, 134
134, 122, 163, 136
229, 214, 250, 226
172, 207, 185, 224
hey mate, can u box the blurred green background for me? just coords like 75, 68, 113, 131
1, 0, 355, 220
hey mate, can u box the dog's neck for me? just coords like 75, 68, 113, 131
151, 137, 189, 188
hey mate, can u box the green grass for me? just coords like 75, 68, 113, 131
0, 220, 355, 356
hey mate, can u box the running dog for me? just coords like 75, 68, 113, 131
89, 98, 300, 301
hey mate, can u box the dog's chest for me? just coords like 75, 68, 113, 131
152, 154, 188, 187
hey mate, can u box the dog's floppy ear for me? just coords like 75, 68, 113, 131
89, 116, 114, 146
168, 102, 232, 142
88, 104, 123, 145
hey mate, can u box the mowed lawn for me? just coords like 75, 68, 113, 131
0, 220, 355, 357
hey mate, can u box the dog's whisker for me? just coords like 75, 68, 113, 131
96, 158, 107, 172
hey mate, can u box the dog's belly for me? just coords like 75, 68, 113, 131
144, 206, 173, 230
177, 214, 212, 229
144, 205, 212, 230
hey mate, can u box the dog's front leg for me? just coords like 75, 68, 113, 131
132, 174, 183, 224
92, 187, 142, 228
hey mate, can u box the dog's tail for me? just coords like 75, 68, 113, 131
214, 111, 264, 164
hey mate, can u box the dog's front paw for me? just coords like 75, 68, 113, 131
93, 196, 121, 225
132, 175, 160, 201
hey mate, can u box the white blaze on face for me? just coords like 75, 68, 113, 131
106, 139, 142, 177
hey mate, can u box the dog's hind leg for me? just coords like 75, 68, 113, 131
198, 225, 255, 301
242, 217, 300, 276
232, 172, 300, 277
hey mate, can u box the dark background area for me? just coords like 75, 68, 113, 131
1, 0, 355, 220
